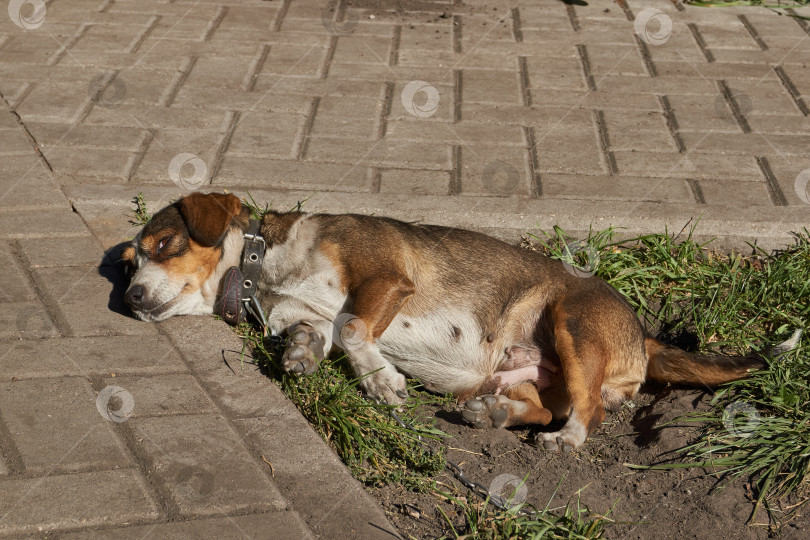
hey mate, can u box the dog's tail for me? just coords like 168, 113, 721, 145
645, 329, 802, 386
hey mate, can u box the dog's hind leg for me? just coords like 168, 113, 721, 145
536, 307, 608, 453
462, 382, 553, 428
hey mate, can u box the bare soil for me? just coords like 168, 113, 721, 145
369, 384, 810, 539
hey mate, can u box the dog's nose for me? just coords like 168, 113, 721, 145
125, 285, 145, 309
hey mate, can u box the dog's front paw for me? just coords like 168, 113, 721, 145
282, 323, 325, 375
461, 395, 511, 429
360, 366, 407, 406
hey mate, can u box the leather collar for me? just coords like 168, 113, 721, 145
216, 219, 266, 326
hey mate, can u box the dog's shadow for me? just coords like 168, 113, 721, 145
99, 241, 133, 318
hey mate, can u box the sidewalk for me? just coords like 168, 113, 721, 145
1, 0, 809, 537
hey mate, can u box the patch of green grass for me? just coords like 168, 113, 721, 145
528, 225, 810, 529
437, 480, 611, 539
240, 326, 448, 490
129, 192, 151, 226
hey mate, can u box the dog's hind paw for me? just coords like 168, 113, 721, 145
282, 323, 326, 375
536, 430, 581, 453
461, 395, 513, 429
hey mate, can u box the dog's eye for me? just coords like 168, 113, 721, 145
156, 236, 173, 254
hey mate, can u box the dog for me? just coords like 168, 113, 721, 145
122, 192, 777, 451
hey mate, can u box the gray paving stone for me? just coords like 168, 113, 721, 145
57, 512, 313, 540
28, 123, 150, 152
19, 235, 104, 268
748, 114, 810, 135
0, 128, 35, 155
0, 335, 187, 381
0, 157, 66, 210
157, 316, 284, 419
699, 178, 776, 207
226, 111, 305, 159
215, 156, 374, 193
34, 266, 158, 337
0, 377, 131, 473
534, 129, 605, 175
305, 138, 452, 170
385, 120, 524, 146
42, 147, 135, 183
525, 56, 589, 92
0, 469, 159, 536
542, 175, 694, 204
129, 413, 286, 516
680, 132, 810, 157
84, 106, 232, 131
130, 129, 223, 185
0, 301, 58, 339
237, 413, 401, 539
14, 81, 89, 124
67, 200, 148, 251
0, 210, 87, 239
0, 241, 37, 302
460, 145, 531, 196
613, 150, 762, 180
101, 373, 216, 418
380, 169, 451, 196
759, 154, 810, 207
172, 86, 314, 113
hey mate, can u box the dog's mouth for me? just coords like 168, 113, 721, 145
130, 296, 178, 322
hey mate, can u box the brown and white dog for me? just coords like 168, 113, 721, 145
122, 192, 771, 451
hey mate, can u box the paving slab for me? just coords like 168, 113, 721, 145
128, 413, 287, 517
0, 469, 159, 536
0, 335, 187, 381
57, 512, 313, 540
0, 377, 131, 474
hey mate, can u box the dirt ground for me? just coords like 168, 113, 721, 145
369, 384, 809, 539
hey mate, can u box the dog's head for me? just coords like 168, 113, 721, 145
122, 192, 244, 322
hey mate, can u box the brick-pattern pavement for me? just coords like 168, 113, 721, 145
1, 0, 810, 537
0, 36, 395, 537
1, 0, 808, 249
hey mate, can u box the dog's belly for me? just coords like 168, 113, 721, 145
377, 310, 492, 394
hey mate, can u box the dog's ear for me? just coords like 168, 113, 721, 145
177, 193, 242, 247
120, 243, 136, 277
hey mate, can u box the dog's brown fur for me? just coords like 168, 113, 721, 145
123, 193, 767, 451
